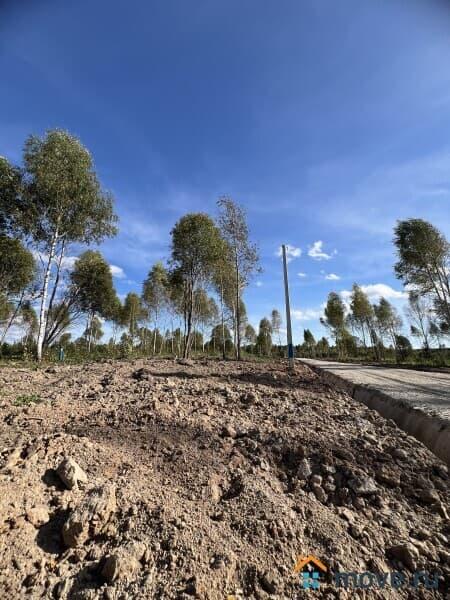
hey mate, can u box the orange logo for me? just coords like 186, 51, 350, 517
294, 554, 327, 573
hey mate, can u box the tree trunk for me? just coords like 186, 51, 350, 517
87, 315, 92, 353
153, 309, 158, 355
37, 232, 58, 361
183, 282, 194, 358
220, 280, 226, 359
235, 255, 241, 360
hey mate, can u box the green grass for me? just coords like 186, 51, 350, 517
13, 394, 42, 406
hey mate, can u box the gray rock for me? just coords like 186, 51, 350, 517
416, 487, 440, 504
297, 458, 312, 480
312, 484, 327, 503
349, 476, 378, 496
392, 448, 408, 460
386, 543, 419, 571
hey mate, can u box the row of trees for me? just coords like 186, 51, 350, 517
1, 129, 267, 361
312, 219, 450, 362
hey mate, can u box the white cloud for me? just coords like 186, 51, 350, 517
292, 309, 323, 321
109, 264, 126, 279
297, 272, 307, 278
341, 283, 406, 301
325, 273, 340, 281
276, 244, 302, 262
255, 281, 263, 287
61, 255, 77, 270
307, 240, 337, 260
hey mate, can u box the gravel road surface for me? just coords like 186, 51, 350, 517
301, 360, 450, 421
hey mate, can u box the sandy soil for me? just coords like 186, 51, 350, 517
0, 358, 448, 599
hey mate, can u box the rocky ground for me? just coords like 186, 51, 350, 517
0, 358, 449, 599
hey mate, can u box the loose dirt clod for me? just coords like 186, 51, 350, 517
56, 456, 88, 490
0, 358, 448, 598
62, 482, 116, 547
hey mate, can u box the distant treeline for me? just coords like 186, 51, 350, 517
297, 218, 450, 365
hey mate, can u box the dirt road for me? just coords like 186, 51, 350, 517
0, 358, 449, 598
300, 359, 450, 420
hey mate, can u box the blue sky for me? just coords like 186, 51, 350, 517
2, 0, 450, 343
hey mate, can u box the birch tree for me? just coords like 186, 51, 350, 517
11, 129, 117, 360
142, 263, 169, 355
170, 213, 222, 358
217, 197, 260, 360
394, 218, 450, 328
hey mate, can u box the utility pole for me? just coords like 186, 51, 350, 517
282, 244, 295, 369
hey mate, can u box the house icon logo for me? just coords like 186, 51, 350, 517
294, 554, 327, 590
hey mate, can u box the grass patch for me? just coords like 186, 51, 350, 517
13, 394, 42, 406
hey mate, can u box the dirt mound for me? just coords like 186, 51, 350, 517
0, 359, 448, 598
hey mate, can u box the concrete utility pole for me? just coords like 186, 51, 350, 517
282, 244, 295, 369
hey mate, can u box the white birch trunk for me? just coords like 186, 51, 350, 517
36, 232, 58, 361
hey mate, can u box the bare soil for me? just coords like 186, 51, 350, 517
0, 358, 448, 599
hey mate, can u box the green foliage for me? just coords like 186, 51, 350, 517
121, 292, 146, 341
217, 197, 260, 359
303, 328, 316, 357
373, 297, 402, 349
256, 317, 272, 356
0, 157, 22, 234
7, 129, 119, 360
170, 213, 223, 358
210, 324, 232, 348
0, 236, 36, 297
14, 394, 42, 406
349, 283, 374, 348
395, 334, 413, 361
0, 236, 37, 343
394, 218, 450, 327
20, 129, 118, 244
244, 324, 257, 346
71, 250, 118, 319
316, 336, 330, 358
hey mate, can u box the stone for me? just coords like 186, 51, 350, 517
101, 551, 141, 583
312, 484, 327, 503
392, 448, 408, 460
26, 506, 49, 528
62, 483, 116, 547
208, 474, 222, 503
337, 507, 355, 523
386, 543, 419, 571
3, 447, 22, 471
432, 501, 449, 519
348, 476, 378, 496
220, 425, 236, 439
56, 457, 88, 490
259, 570, 278, 594
416, 487, 440, 504
297, 459, 312, 480
241, 391, 258, 406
